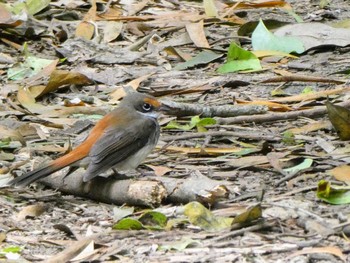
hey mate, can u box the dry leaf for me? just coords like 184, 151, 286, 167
17, 204, 48, 221
75, 0, 97, 40
287, 120, 332, 135
185, 20, 210, 48
146, 165, 172, 176
287, 246, 346, 261
326, 100, 350, 140
328, 165, 350, 185
273, 87, 350, 103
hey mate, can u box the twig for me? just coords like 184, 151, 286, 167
216, 100, 350, 124
261, 75, 345, 85
161, 130, 281, 142
205, 220, 275, 244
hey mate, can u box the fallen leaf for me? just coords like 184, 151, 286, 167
45, 238, 93, 263
146, 165, 172, 176
175, 51, 222, 70
232, 204, 263, 225
283, 158, 313, 175
203, 0, 218, 17
217, 42, 262, 73
184, 201, 233, 232
17, 203, 48, 221
185, 20, 210, 48
287, 246, 346, 261
275, 22, 350, 51
317, 180, 350, 205
252, 19, 304, 54
113, 206, 134, 222
326, 100, 350, 140
159, 237, 201, 251
328, 165, 350, 185
272, 87, 350, 103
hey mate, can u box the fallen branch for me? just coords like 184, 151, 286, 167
216, 100, 350, 124
162, 100, 268, 117
40, 170, 167, 207
38, 170, 231, 206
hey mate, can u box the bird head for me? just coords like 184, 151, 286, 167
120, 92, 170, 118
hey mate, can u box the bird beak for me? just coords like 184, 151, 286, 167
159, 102, 172, 113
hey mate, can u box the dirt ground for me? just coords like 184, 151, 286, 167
1, 0, 350, 262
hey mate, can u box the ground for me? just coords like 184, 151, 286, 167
0, 0, 350, 262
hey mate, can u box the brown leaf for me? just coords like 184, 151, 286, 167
197, 185, 230, 205
17, 88, 56, 114
326, 100, 350, 140
328, 165, 350, 185
44, 238, 94, 263
75, 21, 95, 40
17, 204, 48, 221
0, 125, 25, 145
75, 0, 97, 40
287, 246, 346, 261
185, 20, 210, 48
43, 70, 92, 98
273, 87, 350, 103
287, 120, 332, 135
146, 165, 172, 176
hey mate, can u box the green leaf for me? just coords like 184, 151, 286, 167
252, 19, 304, 54
164, 116, 216, 132
7, 55, 55, 81
11, 0, 50, 15
0, 246, 21, 254
217, 42, 262, 73
164, 120, 193, 131
232, 204, 262, 224
174, 51, 222, 70
112, 218, 143, 230
139, 211, 167, 230
317, 180, 350, 205
184, 201, 233, 232
301, 87, 314, 94
0, 246, 22, 259
283, 158, 313, 175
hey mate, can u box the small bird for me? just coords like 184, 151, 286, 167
9, 92, 169, 186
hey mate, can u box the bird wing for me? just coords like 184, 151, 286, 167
83, 117, 158, 180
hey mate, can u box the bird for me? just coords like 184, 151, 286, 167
9, 92, 169, 187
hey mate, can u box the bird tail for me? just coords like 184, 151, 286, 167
8, 150, 85, 187
8, 163, 63, 187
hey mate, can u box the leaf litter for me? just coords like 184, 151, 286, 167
0, 0, 350, 262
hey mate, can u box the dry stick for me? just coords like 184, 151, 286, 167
205, 220, 276, 244
261, 75, 345, 85
162, 100, 268, 117
216, 100, 350, 125
161, 130, 281, 142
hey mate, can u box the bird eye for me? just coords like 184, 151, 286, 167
142, 103, 152, 111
